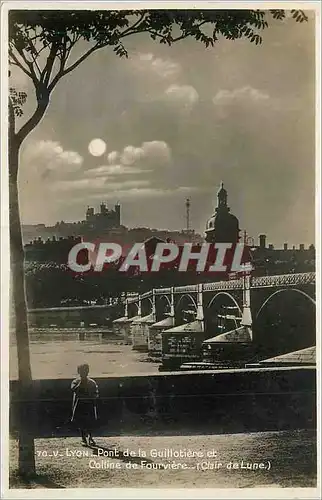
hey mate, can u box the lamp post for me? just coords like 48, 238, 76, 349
240, 236, 253, 308
239, 230, 255, 340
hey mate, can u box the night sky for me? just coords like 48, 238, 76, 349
12, 9, 316, 248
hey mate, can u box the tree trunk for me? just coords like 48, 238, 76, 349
9, 136, 36, 477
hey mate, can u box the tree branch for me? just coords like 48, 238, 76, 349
128, 29, 163, 41
47, 14, 205, 97
9, 48, 33, 79
41, 15, 212, 95
43, 42, 59, 86
119, 12, 147, 37
118, 18, 210, 45
171, 20, 210, 43
48, 43, 100, 92
26, 38, 42, 78
14, 46, 39, 85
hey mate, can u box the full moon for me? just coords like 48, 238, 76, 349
88, 138, 106, 157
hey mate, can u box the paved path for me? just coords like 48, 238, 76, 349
10, 429, 316, 489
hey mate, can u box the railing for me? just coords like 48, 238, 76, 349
154, 288, 172, 296
28, 304, 112, 313
127, 272, 315, 303
204, 279, 242, 292
127, 296, 139, 304
174, 285, 198, 294
252, 272, 315, 288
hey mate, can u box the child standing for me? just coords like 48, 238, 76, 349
71, 363, 99, 446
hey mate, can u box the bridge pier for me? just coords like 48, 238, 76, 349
202, 270, 254, 368
112, 299, 129, 342
241, 272, 253, 340
112, 295, 142, 345
112, 317, 133, 344
160, 284, 208, 370
148, 287, 175, 359
131, 292, 157, 352
112, 298, 139, 344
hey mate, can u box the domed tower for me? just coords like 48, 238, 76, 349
205, 183, 240, 243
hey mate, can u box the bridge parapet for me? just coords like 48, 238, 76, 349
126, 272, 315, 304
252, 272, 315, 289
154, 288, 172, 296
174, 285, 198, 294
203, 279, 242, 292
127, 296, 138, 304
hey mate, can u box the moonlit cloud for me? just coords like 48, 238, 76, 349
51, 178, 151, 192
134, 52, 181, 79
107, 151, 120, 164
212, 86, 270, 105
164, 84, 199, 110
104, 140, 172, 171
51, 178, 105, 191
121, 145, 145, 165
22, 140, 83, 177
91, 185, 208, 201
85, 164, 148, 177
19, 140, 83, 224
141, 140, 171, 163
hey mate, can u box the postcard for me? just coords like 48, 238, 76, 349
1, 2, 320, 498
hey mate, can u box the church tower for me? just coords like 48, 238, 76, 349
205, 183, 240, 243
217, 182, 228, 209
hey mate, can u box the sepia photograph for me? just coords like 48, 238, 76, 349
1, 2, 320, 497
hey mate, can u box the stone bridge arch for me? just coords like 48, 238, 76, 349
175, 293, 197, 323
156, 294, 172, 321
128, 301, 139, 318
141, 296, 153, 316
207, 292, 242, 314
176, 293, 198, 311
256, 288, 316, 320
204, 291, 242, 332
253, 287, 316, 359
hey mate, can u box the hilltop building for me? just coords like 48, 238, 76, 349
85, 202, 121, 230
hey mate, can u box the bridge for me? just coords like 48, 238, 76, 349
113, 272, 316, 368
125, 271, 315, 314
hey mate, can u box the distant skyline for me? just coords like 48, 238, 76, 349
12, 10, 316, 248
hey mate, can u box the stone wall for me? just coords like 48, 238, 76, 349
10, 367, 316, 438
